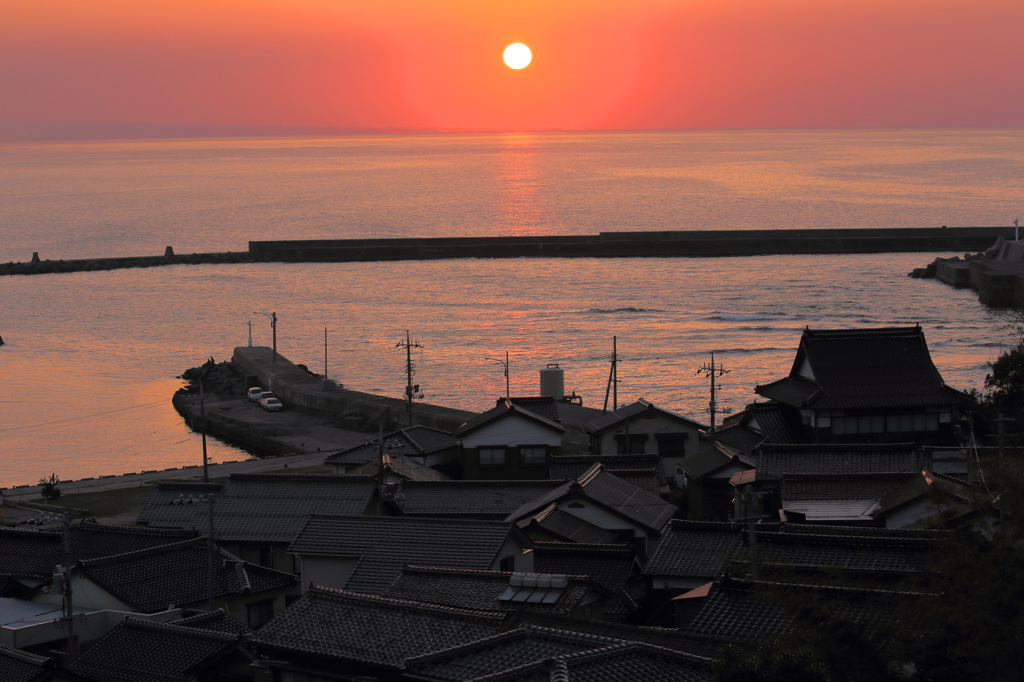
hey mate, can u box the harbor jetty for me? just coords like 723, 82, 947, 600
2, 226, 1017, 276
914, 236, 1024, 308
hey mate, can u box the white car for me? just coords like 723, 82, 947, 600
260, 396, 284, 412
247, 387, 264, 402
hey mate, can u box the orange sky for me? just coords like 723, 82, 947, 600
2, 0, 1022, 132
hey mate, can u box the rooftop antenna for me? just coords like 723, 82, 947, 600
603, 336, 619, 414
697, 352, 730, 434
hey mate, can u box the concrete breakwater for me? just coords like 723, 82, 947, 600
2, 227, 1017, 276
917, 236, 1024, 308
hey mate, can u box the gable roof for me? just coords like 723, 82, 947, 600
70, 616, 250, 682
507, 397, 606, 429
137, 474, 376, 543
0, 643, 54, 682
288, 516, 523, 595
389, 480, 564, 518
505, 464, 677, 534
755, 326, 966, 410
756, 443, 925, 481
457, 399, 567, 437
324, 425, 458, 467
548, 454, 667, 493
251, 585, 506, 670
77, 537, 296, 612
780, 473, 919, 522
531, 543, 641, 619
583, 399, 705, 435
516, 504, 626, 544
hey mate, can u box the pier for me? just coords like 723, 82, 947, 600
2, 227, 1017, 276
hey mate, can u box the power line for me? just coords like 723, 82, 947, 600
0, 399, 167, 434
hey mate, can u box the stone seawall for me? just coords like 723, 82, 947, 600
231, 346, 475, 433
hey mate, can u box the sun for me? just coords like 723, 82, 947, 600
503, 43, 532, 70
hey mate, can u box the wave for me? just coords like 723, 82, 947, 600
583, 307, 662, 314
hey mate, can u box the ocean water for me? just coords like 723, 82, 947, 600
1, 130, 1021, 487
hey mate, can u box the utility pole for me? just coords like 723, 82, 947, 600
603, 336, 619, 414
697, 352, 730, 434
208, 494, 216, 612
396, 331, 422, 419
324, 327, 328, 379
60, 513, 78, 662
200, 381, 209, 482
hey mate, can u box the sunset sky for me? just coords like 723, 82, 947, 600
2, 0, 1023, 133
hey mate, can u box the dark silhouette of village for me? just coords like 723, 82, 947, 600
2, 325, 1021, 681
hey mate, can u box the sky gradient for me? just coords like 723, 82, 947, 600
3, 0, 1023, 132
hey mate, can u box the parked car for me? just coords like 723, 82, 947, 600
260, 396, 284, 412
257, 390, 275, 403
247, 387, 265, 402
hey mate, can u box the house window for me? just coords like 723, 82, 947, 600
655, 433, 688, 458
615, 434, 647, 454
520, 446, 546, 465
479, 447, 506, 466
247, 599, 275, 629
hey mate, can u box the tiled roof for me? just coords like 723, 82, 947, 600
0, 643, 53, 682
679, 446, 751, 480
727, 526, 940, 583
351, 453, 450, 481
289, 516, 521, 595
756, 443, 924, 481
78, 538, 296, 612
458, 399, 567, 437
324, 426, 457, 466
518, 504, 626, 544
532, 543, 640, 619
507, 398, 606, 429
756, 326, 966, 410
754, 376, 820, 409
405, 625, 624, 681
393, 480, 564, 518
505, 464, 677, 534
251, 585, 506, 669
643, 521, 743, 581
582, 399, 705, 435
0, 521, 197, 581
383, 566, 597, 615
70, 616, 247, 682
549, 454, 667, 491
137, 474, 376, 543
465, 641, 711, 682
681, 576, 917, 645
781, 473, 916, 502
745, 402, 809, 444
136, 482, 225, 528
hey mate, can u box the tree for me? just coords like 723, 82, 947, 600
38, 472, 61, 500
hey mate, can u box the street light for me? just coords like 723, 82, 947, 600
487, 351, 510, 398
253, 311, 277, 362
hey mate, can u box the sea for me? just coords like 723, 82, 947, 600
2, 129, 1022, 488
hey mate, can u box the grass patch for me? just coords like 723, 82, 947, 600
36, 485, 156, 520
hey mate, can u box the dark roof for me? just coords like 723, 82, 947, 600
457, 399, 567, 437
531, 543, 640, 619
517, 504, 626, 544
288, 516, 522, 595
744, 402, 808, 444
583, 399, 705, 435
507, 397, 606, 429
781, 473, 916, 501
324, 425, 457, 466
464, 641, 711, 682
135, 482, 225, 528
251, 585, 506, 669
505, 464, 677, 534
351, 453, 450, 481
678, 446, 753, 480
70, 616, 249, 682
756, 443, 925, 481
644, 521, 743, 581
680, 576, 921, 646
549, 454, 667, 492
755, 326, 966, 410
137, 474, 376, 543
0, 521, 197, 581
383, 566, 599, 615
391, 480, 564, 518
77, 538, 295, 612
168, 609, 252, 636
404, 625, 624, 681
0, 643, 53, 682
